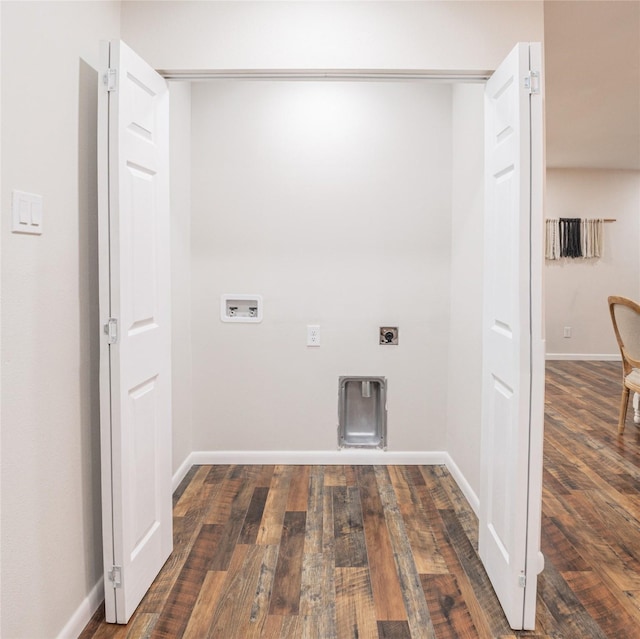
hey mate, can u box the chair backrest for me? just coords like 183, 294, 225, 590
609, 296, 640, 373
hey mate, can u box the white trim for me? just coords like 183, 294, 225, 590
443, 453, 480, 516
55, 579, 104, 639
172, 453, 195, 492
545, 353, 620, 361
188, 449, 449, 466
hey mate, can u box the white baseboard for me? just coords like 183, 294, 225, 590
172, 452, 196, 492
443, 453, 480, 516
189, 449, 448, 466
56, 578, 103, 639
546, 353, 620, 361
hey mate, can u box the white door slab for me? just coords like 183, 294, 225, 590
480, 42, 545, 630
98, 39, 172, 624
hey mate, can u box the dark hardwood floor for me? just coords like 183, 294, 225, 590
80, 361, 640, 638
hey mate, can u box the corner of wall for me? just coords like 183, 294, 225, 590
54, 580, 104, 639
444, 452, 480, 516
446, 83, 485, 499
169, 80, 194, 475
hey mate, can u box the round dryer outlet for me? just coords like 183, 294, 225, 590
379, 327, 399, 345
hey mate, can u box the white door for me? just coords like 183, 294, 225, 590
98, 40, 173, 624
479, 42, 545, 630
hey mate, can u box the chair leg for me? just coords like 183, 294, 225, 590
619, 386, 630, 434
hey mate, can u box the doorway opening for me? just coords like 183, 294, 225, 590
100, 41, 543, 629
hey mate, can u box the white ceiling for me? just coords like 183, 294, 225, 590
544, 0, 640, 170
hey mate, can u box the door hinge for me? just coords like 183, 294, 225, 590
524, 70, 540, 95
108, 565, 122, 589
104, 68, 117, 92
104, 318, 118, 344
518, 573, 527, 588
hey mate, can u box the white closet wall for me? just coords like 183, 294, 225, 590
189, 81, 456, 453
169, 81, 194, 473
447, 83, 485, 494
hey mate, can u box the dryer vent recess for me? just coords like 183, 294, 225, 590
338, 376, 387, 449
379, 327, 398, 345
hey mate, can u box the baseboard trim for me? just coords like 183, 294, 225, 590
56, 578, 104, 639
546, 353, 620, 361
444, 453, 480, 516
172, 453, 196, 492
189, 449, 449, 465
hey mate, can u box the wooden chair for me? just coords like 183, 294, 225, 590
608, 295, 640, 433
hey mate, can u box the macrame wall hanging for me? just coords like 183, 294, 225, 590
545, 218, 614, 260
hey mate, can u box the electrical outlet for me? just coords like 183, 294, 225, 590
307, 325, 320, 346
563, 326, 571, 338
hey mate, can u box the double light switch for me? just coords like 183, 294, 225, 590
12, 190, 43, 235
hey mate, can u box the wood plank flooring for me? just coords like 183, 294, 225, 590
81, 361, 640, 638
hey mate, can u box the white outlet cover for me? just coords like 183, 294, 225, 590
307, 325, 321, 346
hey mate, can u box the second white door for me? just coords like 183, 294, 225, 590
479, 41, 545, 631
98, 39, 173, 624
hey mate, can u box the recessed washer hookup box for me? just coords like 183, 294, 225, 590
220, 294, 263, 323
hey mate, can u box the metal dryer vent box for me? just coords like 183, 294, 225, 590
338, 376, 387, 449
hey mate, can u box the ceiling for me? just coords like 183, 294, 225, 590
544, 0, 640, 170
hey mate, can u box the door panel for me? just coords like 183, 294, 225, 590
99, 39, 172, 624
480, 42, 544, 630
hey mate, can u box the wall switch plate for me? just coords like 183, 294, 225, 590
563, 326, 571, 338
12, 190, 43, 235
307, 325, 320, 346
380, 327, 399, 345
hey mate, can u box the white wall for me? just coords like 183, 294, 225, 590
121, 0, 543, 72
0, 2, 121, 638
169, 81, 194, 474
190, 80, 454, 454
544, 1, 640, 171
0, 1, 546, 635
545, 169, 640, 358
447, 83, 485, 495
